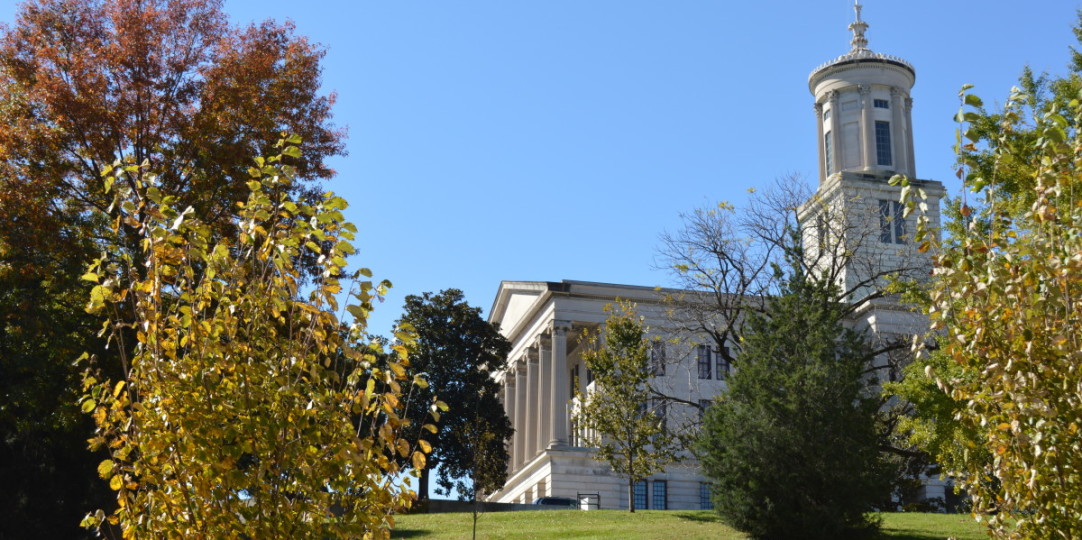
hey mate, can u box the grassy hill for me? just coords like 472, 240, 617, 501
391, 509, 985, 539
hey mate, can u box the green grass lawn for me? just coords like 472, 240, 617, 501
391, 509, 985, 539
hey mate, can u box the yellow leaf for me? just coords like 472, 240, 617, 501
81, 399, 97, 414
97, 459, 115, 479
109, 475, 123, 491
411, 450, 426, 470
396, 438, 410, 458
418, 440, 432, 453
423, 423, 438, 434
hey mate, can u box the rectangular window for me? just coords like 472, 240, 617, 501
652, 480, 668, 510
633, 480, 648, 510
571, 364, 579, 397
875, 121, 892, 166
823, 108, 832, 120
697, 345, 712, 379
879, 200, 907, 244
824, 131, 833, 174
700, 483, 713, 510
874, 98, 889, 109
716, 346, 730, 379
650, 341, 666, 376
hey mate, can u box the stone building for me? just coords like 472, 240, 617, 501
486, 3, 946, 510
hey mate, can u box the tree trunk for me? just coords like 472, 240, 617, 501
628, 478, 635, 513
419, 466, 430, 501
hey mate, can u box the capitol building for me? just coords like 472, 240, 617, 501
487, 4, 947, 510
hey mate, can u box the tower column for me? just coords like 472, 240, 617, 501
860, 85, 875, 171
891, 87, 907, 174
828, 90, 842, 176
905, 97, 917, 178
815, 102, 826, 183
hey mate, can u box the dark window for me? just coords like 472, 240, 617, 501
571, 364, 579, 397
650, 341, 666, 376
697, 345, 712, 379
633, 480, 648, 510
824, 131, 833, 173
874, 99, 889, 109
875, 121, 892, 166
716, 346, 730, 379
879, 200, 907, 244
700, 483, 713, 510
652, 480, 668, 510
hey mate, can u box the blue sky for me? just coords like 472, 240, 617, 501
2, 1, 1077, 337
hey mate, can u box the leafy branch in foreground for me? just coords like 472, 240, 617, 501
78, 140, 434, 539
897, 84, 1082, 538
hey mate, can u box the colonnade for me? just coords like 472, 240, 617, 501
501, 320, 573, 473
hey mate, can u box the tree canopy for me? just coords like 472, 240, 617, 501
574, 301, 680, 512
79, 141, 430, 538
890, 14, 1082, 537
0, 1, 344, 534
697, 264, 891, 539
395, 289, 513, 501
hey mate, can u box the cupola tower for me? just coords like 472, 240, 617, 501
799, 2, 944, 313
810, 1, 916, 182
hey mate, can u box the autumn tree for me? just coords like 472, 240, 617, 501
573, 301, 680, 512
78, 140, 432, 538
0, 1, 343, 534
395, 289, 513, 501
891, 79, 1082, 537
888, 14, 1082, 536
697, 260, 891, 540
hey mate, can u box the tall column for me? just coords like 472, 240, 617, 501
860, 85, 875, 171
828, 90, 842, 176
905, 96, 917, 178
504, 375, 516, 476
814, 102, 825, 183
550, 321, 572, 447
514, 361, 527, 471
525, 348, 538, 461
890, 87, 907, 174
538, 335, 553, 450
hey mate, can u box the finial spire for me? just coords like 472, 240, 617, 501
849, 1, 869, 51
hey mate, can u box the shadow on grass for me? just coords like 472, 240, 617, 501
672, 511, 724, 524
390, 528, 432, 538
881, 530, 952, 540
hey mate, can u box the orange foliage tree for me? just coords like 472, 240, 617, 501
0, 1, 344, 535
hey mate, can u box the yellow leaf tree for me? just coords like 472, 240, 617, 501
910, 86, 1082, 538
78, 139, 433, 539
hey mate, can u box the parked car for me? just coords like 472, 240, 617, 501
532, 497, 577, 508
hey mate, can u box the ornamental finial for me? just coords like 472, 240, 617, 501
849, 1, 869, 51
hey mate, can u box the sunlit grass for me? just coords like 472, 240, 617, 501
391, 509, 985, 539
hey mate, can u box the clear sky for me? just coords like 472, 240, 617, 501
2, 1, 1078, 337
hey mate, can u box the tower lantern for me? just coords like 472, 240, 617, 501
810, 1, 917, 183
